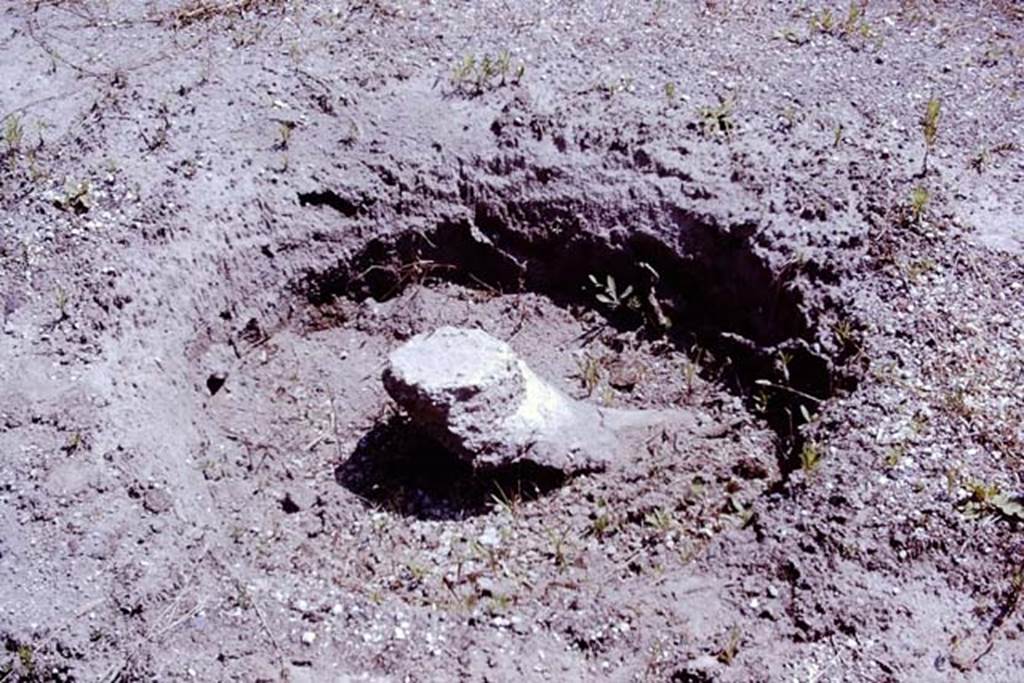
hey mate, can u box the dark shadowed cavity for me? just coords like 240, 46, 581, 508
336, 415, 567, 520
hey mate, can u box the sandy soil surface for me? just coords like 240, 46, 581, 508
1, 1, 1023, 681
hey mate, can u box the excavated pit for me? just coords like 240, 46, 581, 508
302, 207, 852, 476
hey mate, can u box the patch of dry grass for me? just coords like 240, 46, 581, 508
169, 0, 285, 27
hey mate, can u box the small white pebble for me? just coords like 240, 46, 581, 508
301, 631, 317, 645
478, 526, 500, 547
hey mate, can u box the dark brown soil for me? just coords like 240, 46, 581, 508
2, 1, 1023, 681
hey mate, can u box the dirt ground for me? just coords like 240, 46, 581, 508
1, 1, 1023, 681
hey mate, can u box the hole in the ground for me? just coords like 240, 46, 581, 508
302, 202, 849, 475
335, 415, 566, 520
280, 493, 301, 514
297, 189, 365, 217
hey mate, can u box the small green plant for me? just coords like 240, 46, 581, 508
27, 150, 47, 182
699, 97, 735, 138
644, 507, 675, 533
833, 122, 844, 147
63, 431, 83, 453
4, 115, 24, 152
589, 513, 614, 538
957, 479, 1024, 523
909, 186, 929, 223
588, 503, 616, 538
842, 2, 863, 33
451, 55, 478, 84
776, 350, 793, 384
799, 441, 823, 473
588, 273, 637, 310
884, 444, 905, 467
490, 482, 521, 516
841, 2, 874, 38
547, 529, 572, 570
451, 50, 523, 95
716, 626, 742, 665
946, 467, 960, 498
405, 561, 429, 583
752, 389, 770, 415
467, 538, 503, 573
921, 95, 941, 173
575, 354, 603, 396
905, 257, 936, 283
683, 359, 699, 395
780, 105, 799, 130
943, 387, 973, 419
55, 286, 69, 321
273, 120, 295, 150
810, 4, 874, 44
488, 593, 514, 612
17, 643, 34, 675
965, 479, 1001, 504
833, 318, 856, 347
231, 581, 253, 609
664, 82, 677, 105
809, 8, 835, 33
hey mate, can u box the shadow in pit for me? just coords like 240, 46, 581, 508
304, 213, 850, 475
335, 415, 566, 521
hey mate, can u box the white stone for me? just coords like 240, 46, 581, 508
383, 327, 618, 471
383, 327, 696, 472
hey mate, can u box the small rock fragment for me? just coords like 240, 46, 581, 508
606, 357, 643, 391
143, 489, 173, 514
